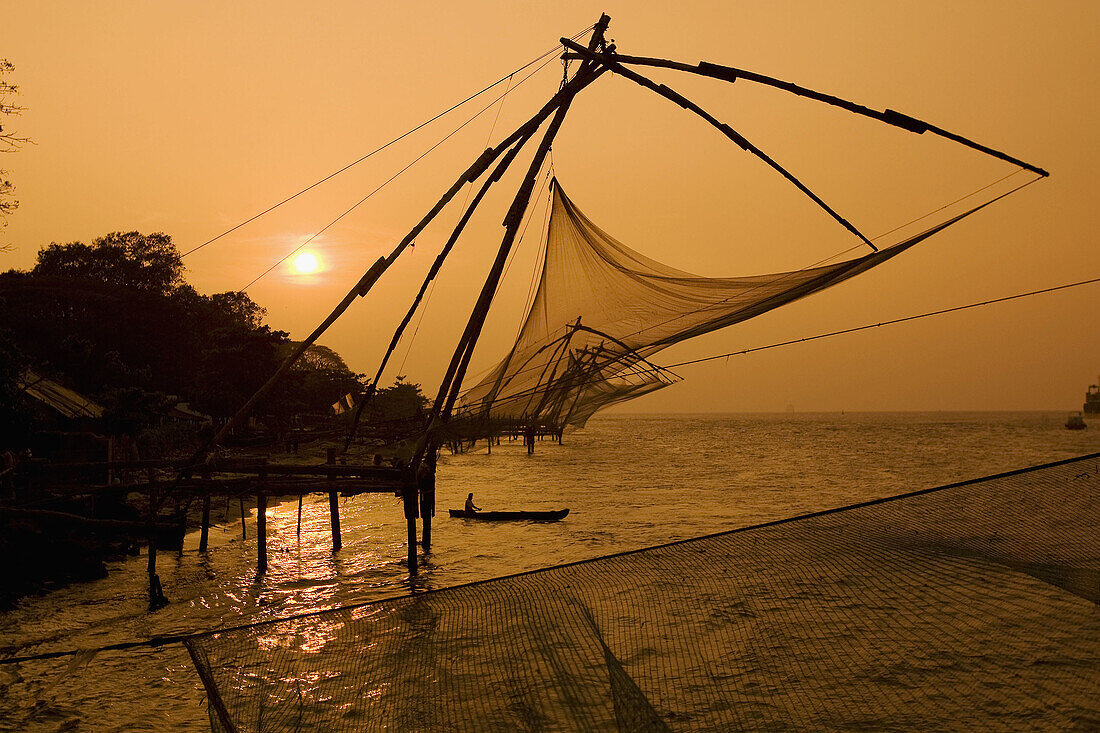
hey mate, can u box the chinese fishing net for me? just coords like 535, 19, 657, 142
451, 181, 992, 437
185, 451, 1100, 731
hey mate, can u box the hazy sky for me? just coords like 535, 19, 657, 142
4, 1, 1098, 412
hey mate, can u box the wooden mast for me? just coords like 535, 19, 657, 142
342, 132, 537, 451
185, 51, 608, 470
426, 16, 612, 437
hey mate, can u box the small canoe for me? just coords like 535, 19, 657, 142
449, 508, 569, 522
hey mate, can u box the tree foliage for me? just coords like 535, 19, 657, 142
34, 232, 184, 295
0, 231, 364, 439
1, 59, 29, 230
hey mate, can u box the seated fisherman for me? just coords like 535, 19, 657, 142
464, 492, 481, 513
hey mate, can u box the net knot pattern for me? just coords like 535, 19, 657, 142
186, 452, 1100, 731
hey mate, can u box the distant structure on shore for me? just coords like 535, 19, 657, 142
1084, 376, 1099, 415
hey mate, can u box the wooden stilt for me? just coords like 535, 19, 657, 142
256, 492, 267, 575
327, 448, 341, 552
328, 491, 341, 551
296, 495, 303, 538
239, 496, 247, 539
199, 472, 211, 553
418, 459, 435, 553
402, 474, 420, 573
147, 483, 167, 610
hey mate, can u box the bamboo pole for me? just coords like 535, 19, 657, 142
199, 471, 211, 553
343, 133, 535, 451
561, 50, 1049, 177
327, 447, 341, 552
431, 21, 612, 432
561, 38, 877, 251
422, 71, 608, 453
256, 490, 267, 575
186, 29, 618, 472
342, 28, 611, 451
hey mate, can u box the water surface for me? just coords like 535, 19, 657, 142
1, 412, 1096, 731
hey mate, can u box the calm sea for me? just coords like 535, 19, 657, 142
1, 412, 1097, 731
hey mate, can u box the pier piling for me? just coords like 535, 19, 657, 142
199, 471, 211, 553
239, 496, 247, 540
257, 492, 267, 575
327, 448, 342, 551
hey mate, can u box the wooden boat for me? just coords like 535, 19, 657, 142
449, 508, 569, 521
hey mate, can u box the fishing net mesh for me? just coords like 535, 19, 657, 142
186, 452, 1100, 731
452, 181, 981, 436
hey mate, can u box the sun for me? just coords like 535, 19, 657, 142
291, 251, 320, 275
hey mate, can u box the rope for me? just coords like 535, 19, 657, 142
664, 276, 1100, 369
181, 26, 594, 259
396, 71, 518, 376
238, 53, 561, 292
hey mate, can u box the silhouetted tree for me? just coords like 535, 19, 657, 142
34, 232, 184, 295
1, 231, 364, 440
1, 59, 30, 237
372, 376, 429, 422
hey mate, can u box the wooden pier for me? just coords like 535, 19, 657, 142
7, 453, 422, 609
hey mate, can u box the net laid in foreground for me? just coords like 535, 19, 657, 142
186, 452, 1100, 731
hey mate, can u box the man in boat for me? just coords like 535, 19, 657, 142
464, 492, 481, 513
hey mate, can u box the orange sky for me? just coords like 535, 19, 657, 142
4, 1, 1098, 412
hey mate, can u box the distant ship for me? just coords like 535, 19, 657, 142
1086, 377, 1100, 415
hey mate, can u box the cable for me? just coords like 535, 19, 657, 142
664, 276, 1100, 369
238, 53, 560, 291
181, 25, 594, 259
396, 71, 519, 376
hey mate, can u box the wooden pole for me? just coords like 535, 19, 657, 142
256, 490, 267, 575
199, 471, 211, 553
560, 50, 1050, 177
418, 459, 434, 553
296, 495, 303, 538
327, 447, 341, 552
406, 515, 417, 573
403, 479, 419, 574
420, 65, 609, 465
185, 50, 610, 472
239, 496, 247, 540
147, 481, 167, 610
561, 38, 877, 251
